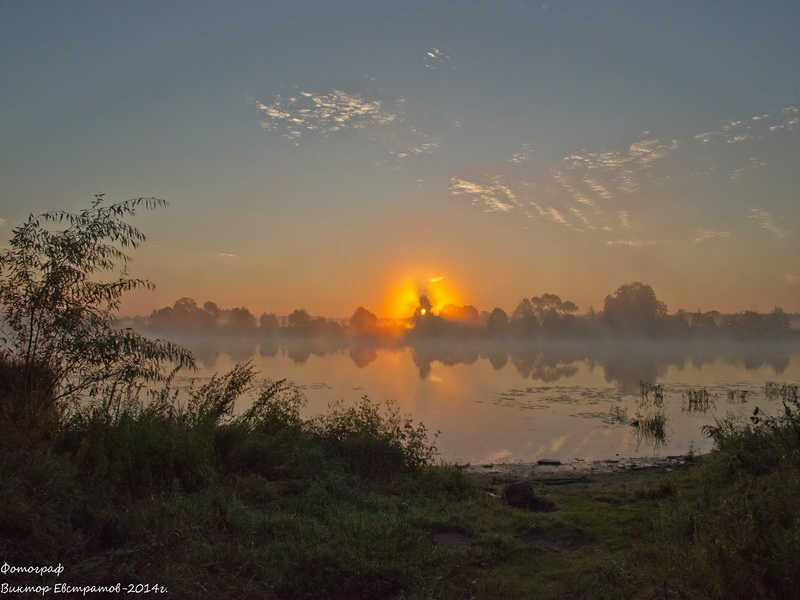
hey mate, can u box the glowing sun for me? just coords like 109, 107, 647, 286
382, 274, 463, 319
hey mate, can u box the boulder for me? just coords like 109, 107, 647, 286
503, 480, 536, 508
503, 479, 556, 512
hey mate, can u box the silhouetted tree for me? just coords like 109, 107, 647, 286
223, 306, 256, 332
148, 297, 220, 331
0, 196, 193, 409
659, 308, 691, 337
765, 306, 791, 335
309, 316, 343, 337
410, 295, 446, 335
173, 298, 204, 329
720, 310, 789, 339
602, 282, 667, 333
350, 306, 379, 335
287, 308, 312, 330
690, 310, 718, 332
259, 312, 280, 333
510, 298, 538, 335
509, 294, 581, 336
485, 308, 509, 335
530, 294, 579, 335
203, 301, 222, 323
440, 304, 480, 327
413, 295, 433, 319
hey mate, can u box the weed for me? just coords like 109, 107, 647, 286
638, 381, 665, 408
633, 382, 669, 447
765, 381, 799, 403
681, 387, 716, 413
631, 408, 669, 448
608, 404, 628, 423
726, 388, 750, 403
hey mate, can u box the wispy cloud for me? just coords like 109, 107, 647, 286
253, 89, 397, 138
605, 239, 675, 247
449, 177, 519, 212
423, 47, 452, 69
696, 106, 800, 142
569, 206, 595, 229
769, 106, 800, 132
448, 98, 798, 252
584, 178, 613, 200
693, 229, 731, 243
558, 134, 679, 196
212, 252, 237, 258
748, 208, 788, 238
251, 88, 437, 159
509, 143, 533, 164
535, 205, 568, 226
731, 157, 767, 180
450, 132, 684, 235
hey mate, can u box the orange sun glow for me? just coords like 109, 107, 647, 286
382, 275, 463, 319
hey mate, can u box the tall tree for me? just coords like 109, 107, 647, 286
602, 282, 667, 333
350, 306, 378, 335
287, 308, 312, 330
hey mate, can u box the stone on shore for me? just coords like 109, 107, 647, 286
503, 480, 556, 512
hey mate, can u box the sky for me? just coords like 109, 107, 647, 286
1, 1, 799, 319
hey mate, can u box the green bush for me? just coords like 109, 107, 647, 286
652, 382, 800, 598
310, 396, 439, 480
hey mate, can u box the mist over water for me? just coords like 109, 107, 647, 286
166, 334, 800, 464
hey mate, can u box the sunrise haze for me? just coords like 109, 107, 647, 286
2, 1, 799, 318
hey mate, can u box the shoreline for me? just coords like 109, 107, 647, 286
465, 454, 697, 483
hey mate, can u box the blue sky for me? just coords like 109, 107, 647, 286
2, 1, 799, 317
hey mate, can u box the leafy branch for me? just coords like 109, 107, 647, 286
0, 196, 194, 412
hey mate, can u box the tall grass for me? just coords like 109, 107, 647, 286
0, 358, 477, 598
651, 381, 800, 598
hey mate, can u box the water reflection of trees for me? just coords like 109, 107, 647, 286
349, 342, 379, 368
410, 341, 481, 379
163, 333, 797, 389
507, 346, 580, 383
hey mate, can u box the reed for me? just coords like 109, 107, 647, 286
681, 387, 716, 414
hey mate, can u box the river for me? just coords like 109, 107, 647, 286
165, 334, 800, 464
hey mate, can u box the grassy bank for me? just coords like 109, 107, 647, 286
2, 366, 799, 598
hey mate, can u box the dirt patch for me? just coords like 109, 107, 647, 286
432, 531, 475, 554
520, 532, 584, 555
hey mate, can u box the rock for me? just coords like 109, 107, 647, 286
503, 480, 556, 511
536, 458, 562, 466
503, 479, 536, 507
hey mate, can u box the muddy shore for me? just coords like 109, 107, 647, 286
465, 454, 697, 484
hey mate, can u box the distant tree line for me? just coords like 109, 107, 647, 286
410, 282, 794, 340
138, 298, 350, 337
136, 282, 795, 340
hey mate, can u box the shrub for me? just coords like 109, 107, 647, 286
0, 196, 194, 439
311, 397, 439, 480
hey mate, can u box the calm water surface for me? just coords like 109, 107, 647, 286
171, 335, 800, 464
